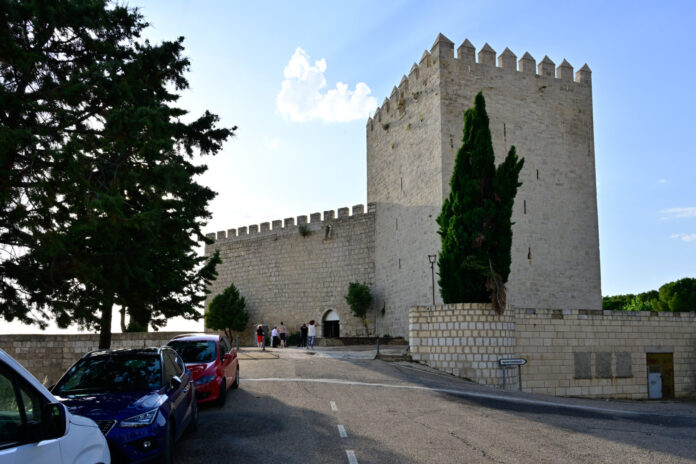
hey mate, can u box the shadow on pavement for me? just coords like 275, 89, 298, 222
174, 385, 416, 464
325, 356, 696, 462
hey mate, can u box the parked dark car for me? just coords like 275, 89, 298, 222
51, 347, 198, 464
167, 334, 238, 405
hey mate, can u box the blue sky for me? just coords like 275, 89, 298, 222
4, 1, 695, 333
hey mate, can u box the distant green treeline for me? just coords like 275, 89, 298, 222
602, 278, 696, 312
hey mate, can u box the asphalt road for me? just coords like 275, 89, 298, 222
174, 348, 696, 464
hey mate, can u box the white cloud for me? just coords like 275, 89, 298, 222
660, 207, 696, 220
671, 233, 696, 242
658, 178, 667, 184
276, 48, 377, 123
265, 137, 280, 150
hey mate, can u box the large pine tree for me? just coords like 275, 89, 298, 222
1, 1, 232, 347
436, 92, 524, 314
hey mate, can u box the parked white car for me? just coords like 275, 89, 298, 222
0, 348, 110, 464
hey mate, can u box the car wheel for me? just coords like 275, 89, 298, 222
232, 366, 239, 389
161, 420, 175, 464
217, 379, 227, 407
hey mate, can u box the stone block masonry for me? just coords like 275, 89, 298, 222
369, 34, 601, 340
205, 204, 376, 342
409, 305, 696, 399
409, 304, 516, 387
0, 332, 189, 386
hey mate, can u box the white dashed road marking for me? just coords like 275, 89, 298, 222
346, 450, 358, 464
337, 424, 348, 438
330, 400, 338, 411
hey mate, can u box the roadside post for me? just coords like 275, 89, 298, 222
376, 338, 380, 356
499, 358, 527, 391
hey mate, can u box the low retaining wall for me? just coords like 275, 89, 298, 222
409, 304, 696, 399
0, 332, 188, 386
409, 304, 516, 387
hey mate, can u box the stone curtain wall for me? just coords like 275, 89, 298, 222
205, 205, 375, 343
409, 304, 516, 388
409, 305, 696, 399
515, 309, 696, 398
0, 332, 188, 386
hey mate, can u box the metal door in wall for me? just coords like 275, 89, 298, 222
646, 353, 674, 399
323, 321, 340, 338
322, 309, 340, 338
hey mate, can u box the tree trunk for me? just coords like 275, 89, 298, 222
129, 304, 150, 331
99, 298, 113, 349
120, 307, 127, 332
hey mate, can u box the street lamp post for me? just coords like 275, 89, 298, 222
428, 254, 436, 306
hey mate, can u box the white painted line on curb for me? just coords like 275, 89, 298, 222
330, 400, 338, 411
242, 378, 693, 419
346, 450, 358, 464
338, 424, 348, 438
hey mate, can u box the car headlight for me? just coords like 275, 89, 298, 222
120, 408, 159, 428
195, 375, 216, 385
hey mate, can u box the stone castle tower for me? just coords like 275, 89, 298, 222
367, 34, 601, 336
205, 33, 602, 340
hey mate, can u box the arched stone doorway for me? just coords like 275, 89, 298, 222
322, 309, 340, 338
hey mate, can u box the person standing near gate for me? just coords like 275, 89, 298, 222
256, 325, 265, 349
271, 326, 280, 348
307, 320, 317, 350
300, 323, 308, 347
279, 322, 288, 348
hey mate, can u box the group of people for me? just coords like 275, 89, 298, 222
255, 320, 318, 350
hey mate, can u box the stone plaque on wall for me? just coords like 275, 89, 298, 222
574, 352, 592, 379
595, 352, 613, 378
615, 352, 633, 378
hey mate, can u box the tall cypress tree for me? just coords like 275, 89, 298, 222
436, 92, 524, 314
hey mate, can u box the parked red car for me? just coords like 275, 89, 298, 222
167, 334, 239, 405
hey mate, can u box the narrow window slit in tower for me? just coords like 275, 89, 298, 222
536, 169, 539, 180
400, 177, 403, 192
395, 218, 398, 230
398, 258, 401, 269
527, 247, 532, 263
524, 200, 526, 215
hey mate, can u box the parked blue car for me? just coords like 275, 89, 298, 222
51, 347, 198, 464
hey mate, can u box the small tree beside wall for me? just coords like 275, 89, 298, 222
345, 282, 373, 336
205, 284, 250, 342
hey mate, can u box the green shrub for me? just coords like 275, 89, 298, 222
287, 331, 300, 346
345, 282, 372, 336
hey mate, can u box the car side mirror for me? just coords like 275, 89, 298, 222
170, 375, 182, 388
41, 402, 67, 440
223, 353, 232, 361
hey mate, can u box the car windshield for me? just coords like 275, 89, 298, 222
168, 341, 217, 364
53, 354, 162, 394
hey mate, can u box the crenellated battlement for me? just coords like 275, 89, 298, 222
206, 203, 376, 243
367, 33, 591, 129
